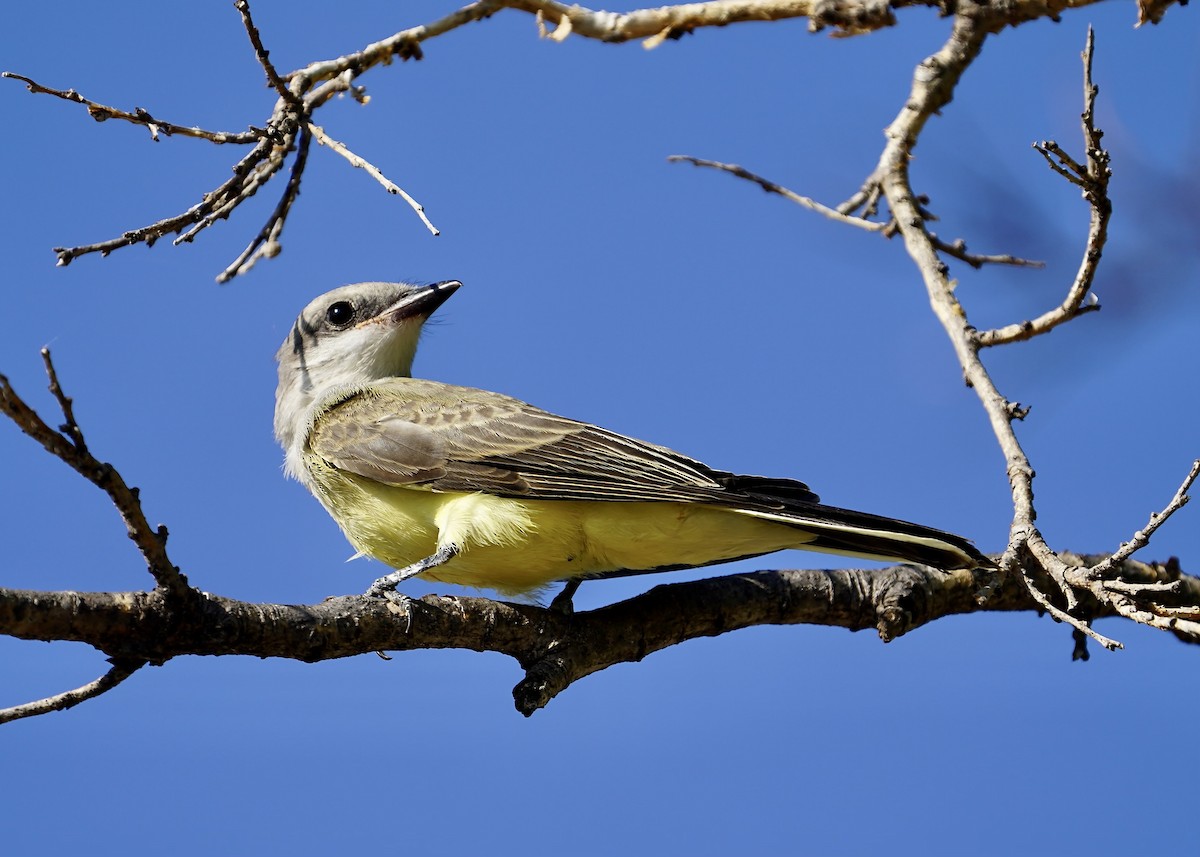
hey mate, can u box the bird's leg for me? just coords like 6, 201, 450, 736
549, 577, 583, 614
365, 543, 459, 598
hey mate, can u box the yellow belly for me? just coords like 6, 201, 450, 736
306, 458, 813, 595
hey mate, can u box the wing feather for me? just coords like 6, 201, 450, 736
307, 379, 817, 508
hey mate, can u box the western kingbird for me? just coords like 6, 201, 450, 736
275, 281, 989, 596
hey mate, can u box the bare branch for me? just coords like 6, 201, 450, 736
976, 28, 1110, 348
506, 0, 896, 43
52, 132, 294, 267
848, 21, 1198, 651
308, 122, 440, 236
857, 13, 1057, 623
1086, 460, 1199, 579
287, 1, 500, 86
1, 72, 258, 144
668, 154, 886, 233
1020, 567, 1122, 651
0, 658, 146, 725
671, 156, 1042, 271
234, 0, 298, 105
172, 138, 294, 246
2, 551, 1195, 721
0, 352, 187, 594
13, 0, 1139, 279
217, 125, 312, 283
930, 234, 1043, 269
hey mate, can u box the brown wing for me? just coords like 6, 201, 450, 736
307, 379, 990, 570
306, 378, 820, 506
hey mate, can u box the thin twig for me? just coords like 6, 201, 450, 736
308, 122, 440, 235
41, 348, 87, 454
1085, 460, 1199, 580
838, 176, 884, 218
1131, 603, 1200, 620
52, 134, 286, 266
0, 352, 188, 594
18, 0, 881, 276
668, 155, 886, 233
1033, 140, 1087, 185
1106, 595, 1200, 641
977, 28, 1111, 348
1102, 578, 1183, 596
172, 142, 292, 245
1, 72, 258, 144
931, 234, 1043, 269
0, 659, 146, 725
1021, 569, 1123, 650
234, 0, 299, 105
218, 125, 311, 283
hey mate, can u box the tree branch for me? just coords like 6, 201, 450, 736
1, 554, 1192, 720
235, 0, 299, 106
668, 154, 1042, 268
307, 122, 440, 235
0, 72, 260, 144
976, 28, 1109, 347
217, 124, 312, 283
0, 352, 187, 596
9, 0, 1173, 280
668, 154, 887, 233
0, 658, 146, 725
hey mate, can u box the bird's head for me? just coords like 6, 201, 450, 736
273, 280, 461, 456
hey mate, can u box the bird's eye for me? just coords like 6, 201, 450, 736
326, 301, 354, 327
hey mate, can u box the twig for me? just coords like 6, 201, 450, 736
0, 351, 188, 594
1034, 140, 1087, 185
41, 348, 87, 454
234, 0, 298, 105
668, 154, 886, 233
218, 125, 311, 283
1021, 569, 1123, 651
288, 1, 501, 86
52, 134, 287, 266
838, 175, 884, 218
1, 72, 258, 144
12, 0, 905, 277
1085, 460, 1199, 580
672, 156, 1043, 271
976, 28, 1110, 348
1105, 594, 1200, 641
1100, 578, 1183, 597
172, 142, 293, 246
1130, 603, 1200, 620
931, 234, 1043, 269
308, 122, 440, 236
0, 659, 146, 725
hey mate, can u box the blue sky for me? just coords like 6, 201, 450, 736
2, 2, 1198, 854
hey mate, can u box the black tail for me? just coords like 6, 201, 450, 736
770, 501, 992, 570
718, 472, 990, 570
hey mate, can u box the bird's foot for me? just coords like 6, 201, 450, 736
364, 543, 460, 598
549, 578, 583, 615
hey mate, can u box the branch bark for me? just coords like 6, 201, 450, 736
2, 553, 1193, 719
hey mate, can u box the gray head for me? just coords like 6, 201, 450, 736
273, 280, 461, 465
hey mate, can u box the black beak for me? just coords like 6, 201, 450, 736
387, 280, 462, 322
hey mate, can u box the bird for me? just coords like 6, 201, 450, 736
274, 280, 989, 598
